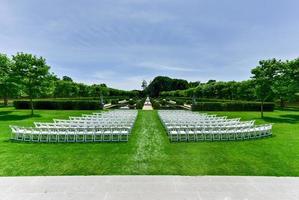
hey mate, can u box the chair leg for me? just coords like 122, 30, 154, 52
24, 133, 31, 142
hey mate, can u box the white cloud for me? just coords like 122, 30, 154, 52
137, 62, 201, 72
92, 71, 117, 80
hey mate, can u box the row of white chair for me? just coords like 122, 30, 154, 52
34, 122, 134, 129
10, 126, 131, 142
158, 110, 272, 142
167, 125, 272, 141
10, 110, 138, 143
164, 120, 253, 127
165, 124, 255, 131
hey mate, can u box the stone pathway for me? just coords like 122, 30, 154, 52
142, 105, 153, 110
0, 176, 299, 200
142, 97, 153, 110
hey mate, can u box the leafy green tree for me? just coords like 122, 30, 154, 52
141, 80, 148, 90
202, 82, 216, 98
251, 59, 277, 118
188, 81, 200, 88
62, 76, 73, 82
146, 76, 189, 97
207, 80, 216, 84
271, 61, 291, 107
273, 59, 299, 107
224, 81, 238, 100
54, 78, 79, 98
157, 78, 257, 101
171, 79, 189, 90
0, 54, 18, 106
77, 83, 90, 97
12, 53, 52, 115
236, 80, 256, 101
213, 81, 226, 99
90, 84, 109, 105
193, 84, 204, 98
288, 58, 299, 98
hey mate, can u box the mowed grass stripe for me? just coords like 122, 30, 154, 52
130, 110, 169, 174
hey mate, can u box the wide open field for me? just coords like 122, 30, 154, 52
0, 107, 298, 176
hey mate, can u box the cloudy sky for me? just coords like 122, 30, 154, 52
1, 0, 298, 90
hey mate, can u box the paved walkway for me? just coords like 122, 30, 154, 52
142, 105, 153, 110
1, 176, 299, 200
142, 97, 153, 110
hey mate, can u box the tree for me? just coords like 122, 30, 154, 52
273, 59, 299, 107
12, 53, 52, 115
62, 76, 73, 82
207, 80, 216, 84
90, 84, 109, 105
251, 59, 277, 118
271, 61, 292, 107
188, 81, 200, 88
146, 76, 189, 97
141, 80, 148, 91
253, 58, 299, 108
236, 80, 256, 101
77, 83, 89, 97
54, 79, 79, 97
0, 54, 18, 106
288, 58, 299, 97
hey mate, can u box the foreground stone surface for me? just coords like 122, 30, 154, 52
0, 176, 299, 200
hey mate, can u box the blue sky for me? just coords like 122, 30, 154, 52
1, 0, 298, 90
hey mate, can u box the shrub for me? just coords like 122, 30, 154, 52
191, 102, 274, 111
104, 99, 111, 104
186, 100, 192, 105
150, 99, 160, 109
13, 100, 102, 110
175, 99, 185, 105
136, 98, 146, 109
128, 99, 136, 105
160, 99, 167, 106
110, 99, 119, 105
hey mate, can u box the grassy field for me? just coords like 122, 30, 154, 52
0, 107, 299, 176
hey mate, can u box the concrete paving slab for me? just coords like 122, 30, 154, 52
0, 176, 299, 200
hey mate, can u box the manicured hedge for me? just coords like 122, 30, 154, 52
136, 98, 146, 109
161, 96, 234, 103
160, 99, 167, 106
128, 99, 136, 105
13, 100, 103, 110
110, 99, 119, 105
150, 99, 160, 109
175, 99, 185, 105
191, 102, 275, 111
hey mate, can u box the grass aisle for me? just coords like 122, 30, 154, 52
129, 110, 169, 174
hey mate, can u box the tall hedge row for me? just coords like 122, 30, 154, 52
13, 100, 103, 110
150, 99, 161, 109
136, 98, 146, 109
161, 96, 234, 103
191, 102, 274, 111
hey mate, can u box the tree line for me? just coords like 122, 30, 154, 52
0, 52, 140, 115
149, 58, 299, 117
160, 79, 256, 101
144, 76, 199, 97
1, 52, 298, 117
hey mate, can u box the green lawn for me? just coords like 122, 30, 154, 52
0, 107, 299, 176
